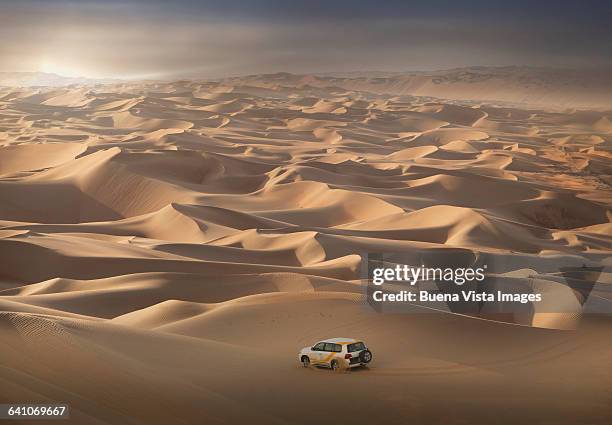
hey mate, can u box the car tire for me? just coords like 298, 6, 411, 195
330, 360, 340, 371
359, 350, 372, 364
301, 356, 310, 368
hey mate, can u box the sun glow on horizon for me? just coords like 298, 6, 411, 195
38, 59, 89, 78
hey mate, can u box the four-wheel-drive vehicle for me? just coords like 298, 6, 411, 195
298, 338, 372, 371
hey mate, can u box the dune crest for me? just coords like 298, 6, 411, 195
1, 72, 611, 424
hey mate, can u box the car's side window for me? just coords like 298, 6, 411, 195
332, 344, 342, 352
323, 343, 335, 352
313, 342, 326, 351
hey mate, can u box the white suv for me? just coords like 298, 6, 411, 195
298, 338, 372, 371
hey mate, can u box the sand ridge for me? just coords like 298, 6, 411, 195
0, 73, 611, 424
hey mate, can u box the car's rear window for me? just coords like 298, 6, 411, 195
347, 342, 365, 352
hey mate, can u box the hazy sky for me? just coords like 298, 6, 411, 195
1, 0, 611, 79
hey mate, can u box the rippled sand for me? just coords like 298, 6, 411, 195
1, 73, 611, 424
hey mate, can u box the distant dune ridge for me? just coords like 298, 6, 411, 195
0, 72, 118, 87
227, 66, 612, 110
2, 66, 612, 109
0, 67, 611, 424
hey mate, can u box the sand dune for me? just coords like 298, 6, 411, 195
232, 67, 612, 110
0, 71, 611, 424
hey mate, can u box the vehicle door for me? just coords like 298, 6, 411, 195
322, 343, 338, 365
311, 342, 326, 364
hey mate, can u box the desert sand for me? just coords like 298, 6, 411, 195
0, 69, 611, 424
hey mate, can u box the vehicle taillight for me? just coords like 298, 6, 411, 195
344, 354, 352, 359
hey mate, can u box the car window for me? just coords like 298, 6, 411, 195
322, 343, 342, 352
347, 342, 365, 352
313, 342, 326, 351
323, 343, 335, 352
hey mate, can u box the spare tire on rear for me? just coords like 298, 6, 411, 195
359, 349, 372, 364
